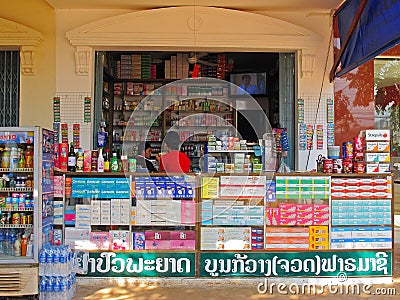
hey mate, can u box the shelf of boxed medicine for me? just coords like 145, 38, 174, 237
330, 175, 393, 250
265, 175, 331, 251
131, 176, 197, 251
200, 175, 266, 251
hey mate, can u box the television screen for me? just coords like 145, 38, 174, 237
229, 72, 266, 95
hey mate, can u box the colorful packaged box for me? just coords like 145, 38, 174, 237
133, 232, 145, 250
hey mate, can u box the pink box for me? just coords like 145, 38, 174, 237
313, 204, 329, 212
280, 212, 297, 219
181, 200, 196, 225
265, 208, 280, 226
296, 219, 314, 226
313, 212, 329, 219
169, 240, 195, 250
145, 240, 170, 250
145, 231, 170, 240
90, 232, 111, 250
170, 230, 196, 240
313, 218, 329, 225
278, 203, 297, 212
296, 212, 313, 219
84, 150, 92, 172
296, 204, 313, 212
53, 175, 65, 197
64, 214, 75, 222
279, 218, 296, 226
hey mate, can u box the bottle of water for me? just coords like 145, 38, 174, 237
39, 276, 47, 300
52, 246, 60, 276
59, 276, 68, 299
4, 230, 9, 255
9, 230, 16, 256
45, 276, 55, 300
45, 246, 54, 276
0, 230, 5, 254
39, 247, 47, 276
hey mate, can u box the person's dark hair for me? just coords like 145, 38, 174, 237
138, 141, 152, 154
242, 74, 251, 80
164, 130, 180, 150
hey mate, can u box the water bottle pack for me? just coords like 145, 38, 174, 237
39, 274, 76, 300
39, 244, 76, 300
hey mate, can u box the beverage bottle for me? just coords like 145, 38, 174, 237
4, 230, 9, 255
26, 234, 34, 257
1, 147, 10, 168
25, 145, 34, 168
67, 143, 76, 172
104, 149, 111, 172
39, 276, 47, 300
9, 230, 16, 256
97, 148, 105, 172
52, 246, 60, 276
0, 230, 4, 254
116, 148, 123, 172
75, 148, 84, 172
21, 234, 28, 256
9, 147, 18, 170
110, 152, 119, 172
18, 149, 26, 169
14, 234, 21, 256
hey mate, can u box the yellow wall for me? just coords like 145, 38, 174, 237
0, 0, 56, 129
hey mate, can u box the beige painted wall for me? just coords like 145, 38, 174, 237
0, 0, 56, 129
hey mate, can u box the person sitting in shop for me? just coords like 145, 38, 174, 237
238, 74, 259, 95
136, 141, 158, 173
156, 130, 190, 173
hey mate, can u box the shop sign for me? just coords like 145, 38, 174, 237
84, 252, 195, 277
200, 251, 392, 277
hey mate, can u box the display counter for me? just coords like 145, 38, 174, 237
53, 171, 394, 279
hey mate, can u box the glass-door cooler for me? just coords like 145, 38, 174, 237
0, 126, 55, 297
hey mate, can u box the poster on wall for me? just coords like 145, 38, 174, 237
306, 125, 314, 150
316, 125, 324, 150
298, 124, 307, 150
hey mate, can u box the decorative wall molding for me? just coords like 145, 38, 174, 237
75, 46, 92, 76
20, 46, 36, 75
301, 51, 316, 78
66, 6, 322, 52
0, 18, 43, 75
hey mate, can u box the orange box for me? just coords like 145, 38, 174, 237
265, 236, 309, 244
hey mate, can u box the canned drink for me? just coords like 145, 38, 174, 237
353, 161, 366, 174
12, 212, 20, 224
342, 142, 353, 159
128, 158, 136, 172
333, 159, 343, 173
323, 159, 333, 173
20, 213, 27, 224
0, 212, 6, 224
343, 158, 353, 173
27, 214, 33, 224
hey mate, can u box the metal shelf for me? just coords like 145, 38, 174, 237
0, 188, 34, 192
0, 208, 34, 212
0, 224, 33, 228
0, 168, 34, 173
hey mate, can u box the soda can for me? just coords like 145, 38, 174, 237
12, 212, 20, 224
323, 159, 333, 173
343, 158, 353, 173
128, 158, 136, 172
342, 142, 353, 159
333, 158, 343, 173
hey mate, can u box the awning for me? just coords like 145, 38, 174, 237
331, 0, 400, 80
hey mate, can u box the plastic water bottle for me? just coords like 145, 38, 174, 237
52, 246, 60, 276
9, 230, 16, 256
59, 276, 68, 299
4, 230, 9, 255
39, 276, 47, 300
45, 276, 54, 299
45, 246, 54, 276
0, 230, 5, 254
39, 247, 47, 276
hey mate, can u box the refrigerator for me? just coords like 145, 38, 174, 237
0, 127, 55, 297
